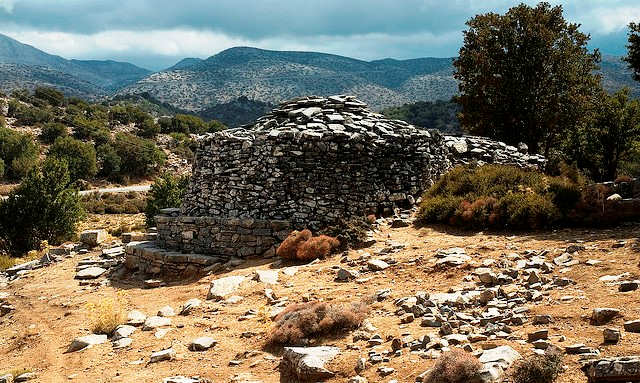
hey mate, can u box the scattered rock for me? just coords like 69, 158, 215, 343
150, 348, 175, 363
127, 310, 147, 326
67, 334, 108, 352
80, 229, 107, 247
189, 336, 217, 351
180, 298, 202, 315
367, 259, 389, 271
582, 356, 640, 382
336, 268, 360, 282
603, 328, 621, 344
75, 266, 107, 280
281, 346, 341, 381
143, 316, 171, 331
624, 320, 640, 333
157, 306, 176, 317
254, 270, 279, 284
112, 325, 136, 340
592, 308, 621, 325
112, 337, 133, 349
207, 275, 247, 300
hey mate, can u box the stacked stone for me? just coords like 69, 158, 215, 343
444, 135, 546, 168
181, 95, 451, 230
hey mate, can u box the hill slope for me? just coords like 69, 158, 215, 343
121, 47, 458, 111
0, 33, 151, 97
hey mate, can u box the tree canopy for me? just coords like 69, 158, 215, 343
453, 2, 601, 157
625, 22, 640, 82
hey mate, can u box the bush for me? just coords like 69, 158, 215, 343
82, 191, 146, 214
0, 158, 4, 179
85, 293, 126, 335
39, 122, 68, 144
319, 217, 372, 249
145, 172, 190, 225
0, 115, 5, 128
417, 165, 583, 229
96, 144, 121, 178
0, 158, 84, 255
8, 100, 53, 126
161, 114, 209, 134
425, 349, 482, 383
511, 351, 564, 383
267, 300, 368, 346
295, 235, 340, 261
276, 229, 312, 259
138, 118, 160, 138
0, 127, 40, 179
112, 133, 165, 177
34, 87, 65, 107
48, 136, 97, 181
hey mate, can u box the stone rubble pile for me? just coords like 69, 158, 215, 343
444, 135, 546, 168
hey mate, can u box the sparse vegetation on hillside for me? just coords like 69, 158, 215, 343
425, 349, 482, 383
382, 99, 461, 134
0, 127, 39, 180
276, 230, 340, 261
511, 350, 564, 383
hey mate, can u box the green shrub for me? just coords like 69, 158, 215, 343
81, 191, 146, 214
8, 101, 53, 126
34, 87, 65, 107
112, 133, 165, 177
319, 217, 372, 249
417, 165, 582, 229
48, 136, 97, 181
39, 122, 68, 144
0, 127, 40, 179
0, 115, 5, 128
138, 118, 160, 138
0, 158, 84, 255
161, 114, 209, 134
145, 172, 190, 225
96, 144, 121, 178
0, 158, 4, 179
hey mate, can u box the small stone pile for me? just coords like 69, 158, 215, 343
445, 135, 546, 168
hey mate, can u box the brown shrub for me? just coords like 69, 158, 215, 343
511, 349, 564, 383
267, 301, 368, 346
296, 235, 340, 261
615, 175, 633, 183
425, 349, 482, 383
276, 229, 312, 259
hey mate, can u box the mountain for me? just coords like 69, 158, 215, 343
120, 47, 458, 111
0, 33, 151, 97
197, 96, 273, 127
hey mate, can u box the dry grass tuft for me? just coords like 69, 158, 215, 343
267, 300, 368, 346
85, 293, 127, 335
276, 229, 312, 259
295, 235, 340, 261
425, 349, 482, 383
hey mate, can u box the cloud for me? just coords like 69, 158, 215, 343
0, 0, 17, 13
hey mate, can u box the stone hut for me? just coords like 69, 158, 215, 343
127, 95, 544, 274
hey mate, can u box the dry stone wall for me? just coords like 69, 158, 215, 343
152, 95, 546, 259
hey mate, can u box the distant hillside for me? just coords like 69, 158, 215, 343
0, 33, 151, 97
382, 99, 462, 134
120, 47, 458, 111
198, 96, 273, 127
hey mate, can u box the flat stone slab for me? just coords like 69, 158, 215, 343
150, 348, 175, 363
281, 346, 341, 381
180, 298, 202, 315
112, 337, 133, 349
189, 336, 217, 351
75, 266, 107, 280
143, 316, 171, 330
80, 229, 107, 247
367, 259, 389, 271
207, 275, 247, 300
255, 270, 279, 284
582, 356, 640, 382
112, 325, 136, 340
478, 346, 521, 369
127, 310, 147, 326
67, 334, 108, 352
592, 308, 621, 325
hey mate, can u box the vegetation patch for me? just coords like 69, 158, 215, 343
85, 293, 126, 335
511, 350, 564, 383
267, 300, 368, 346
81, 191, 146, 214
276, 230, 340, 261
424, 349, 482, 383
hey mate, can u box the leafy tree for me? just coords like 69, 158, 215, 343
625, 22, 640, 82
145, 172, 190, 226
0, 158, 84, 255
34, 87, 65, 107
138, 117, 160, 138
8, 100, 53, 126
0, 127, 40, 179
112, 133, 166, 177
39, 122, 69, 144
96, 143, 121, 178
453, 2, 601, 156
382, 100, 461, 133
48, 136, 97, 180
72, 115, 106, 140
207, 119, 226, 132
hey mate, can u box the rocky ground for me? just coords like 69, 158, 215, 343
1, 216, 639, 382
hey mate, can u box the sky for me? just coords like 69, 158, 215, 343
0, 0, 639, 71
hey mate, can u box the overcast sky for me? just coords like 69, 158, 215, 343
0, 0, 639, 70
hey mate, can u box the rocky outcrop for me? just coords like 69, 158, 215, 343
582, 356, 640, 382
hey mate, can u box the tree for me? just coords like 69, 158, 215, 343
0, 127, 40, 179
112, 133, 166, 177
48, 136, 97, 181
453, 2, 601, 157
96, 143, 121, 178
39, 122, 69, 144
625, 22, 640, 82
145, 172, 190, 226
34, 87, 65, 107
0, 158, 84, 255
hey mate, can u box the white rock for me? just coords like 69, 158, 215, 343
80, 230, 107, 247
112, 337, 133, 349
75, 266, 107, 280
127, 310, 147, 326
207, 275, 247, 300
281, 346, 341, 380
478, 346, 521, 368
67, 334, 108, 352
157, 305, 176, 317
254, 270, 279, 284
189, 336, 217, 351
143, 316, 171, 331
112, 325, 136, 340
150, 348, 175, 363
367, 259, 389, 271
180, 298, 202, 315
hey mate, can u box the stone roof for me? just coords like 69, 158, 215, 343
212, 95, 434, 141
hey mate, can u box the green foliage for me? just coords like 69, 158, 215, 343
145, 172, 190, 226
112, 133, 165, 177
160, 114, 214, 134
34, 87, 65, 107
0, 115, 5, 128
626, 22, 640, 82
319, 217, 373, 249
39, 122, 68, 144
71, 115, 107, 141
0, 158, 84, 255
81, 191, 146, 214
0, 127, 40, 180
381, 100, 460, 133
48, 136, 97, 181
573, 88, 640, 181
138, 118, 160, 138
417, 165, 581, 229
96, 144, 121, 178
454, 2, 601, 156
168, 132, 196, 161
0, 158, 4, 179
8, 100, 53, 126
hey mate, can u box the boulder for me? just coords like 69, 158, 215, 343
592, 308, 621, 325
143, 316, 171, 331
150, 348, 175, 363
478, 346, 521, 369
189, 336, 217, 351
127, 310, 147, 326
207, 275, 247, 300
112, 325, 136, 340
624, 320, 640, 333
75, 266, 107, 280
80, 230, 107, 247
582, 356, 640, 382
281, 346, 341, 381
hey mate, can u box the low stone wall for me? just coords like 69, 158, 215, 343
124, 240, 226, 276
156, 212, 290, 257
